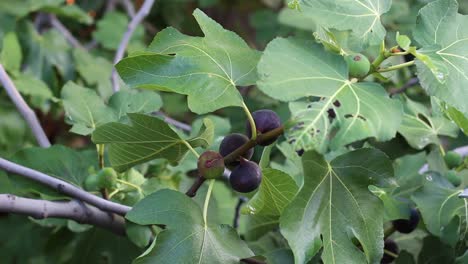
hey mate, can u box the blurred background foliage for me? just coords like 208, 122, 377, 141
0, 0, 467, 262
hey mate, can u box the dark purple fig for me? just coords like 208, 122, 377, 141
392, 208, 420, 234
381, 239, 399, 264
246, 109, 281, 146
219, 133, 254, 167
197, 151, 225, 179
229, 159, 262, 193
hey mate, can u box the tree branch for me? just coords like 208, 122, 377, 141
0, 64, 51, 148
0, 194, 126, 235
120, 0, 136, 17
111, 0, 155, 92
0, 157, 131, 216
389, 77, 419, 97
48, 15, 84, 49
154, 111, 192, 132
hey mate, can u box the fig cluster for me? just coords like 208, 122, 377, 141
84, 167, 118, 191
197, 109, 281, 193
83, 168, 145, 206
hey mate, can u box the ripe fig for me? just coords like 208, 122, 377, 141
229, 159, 262, 193
84, 174, 100, 191
392, 208, 420, 234
246, 109, 281, 146
219, 133, 254, 167
345, 53, 370, 78
381, 239, 399, 264
446, 170, 461, 187
96, 167, 118, 189
444, 151, 463, 169
198, 151, 225, 179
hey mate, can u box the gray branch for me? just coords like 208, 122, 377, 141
111, 0, 155, 92
0, 64, 51, 148
0, 194, 126, 235
120, 0, 136, 17
154, 111, 192, 132
0, 157, 131, 216
49, 15, 84, 49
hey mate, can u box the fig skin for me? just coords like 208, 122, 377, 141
381, 239, 399, 264
219, 133, 254, 167
197, 151, 225, 179
345, 53, 370, 78
246, 109, 281, 146
444, 151, 463, 169
446, 170, 461, 187
392, 208, 420, 234
229, 159, 262, 193
96, 167, 118, 189
84, 174, 100, 191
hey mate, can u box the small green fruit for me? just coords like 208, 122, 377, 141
444, 151, 463, 169
446, 170, 461, 187
345, 53, 370, 78
97, 167, 118, 189
122, 191, 144, 206
198, 151, 225, 179
84, 174, 100, 191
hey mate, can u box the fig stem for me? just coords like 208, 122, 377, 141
384, 249, 399, 259
186, 176, 206, 197
97, 144, 105, 169
202, 179, 215, 226
223, 125, 285, 165
242, 102, 257, 140
108, 188, 121, 199
115, 179, 143, 194
182, 140, 200, 158
377, 60, 415, 73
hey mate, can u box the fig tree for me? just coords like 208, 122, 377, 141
246, 109, 281, 146
444, 151, 463, 169
345, 53, 370, 78
197, 151, 225, 179
392, 208, 420, 234
229, 159, 262, 193
381, 239, 399, 264
219, 133, 254, 167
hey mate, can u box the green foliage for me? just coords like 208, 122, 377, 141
1, 0, 468, 263
126, 189, 253, 263
116, 9, 261, 114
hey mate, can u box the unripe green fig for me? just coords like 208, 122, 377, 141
246, 109, 281, 146
444, 151, 463, 169
96, 167, 118, 189
381, 239, 399, 264
122, 191, 144, 206
446, 170, 461, 187
229, 159, 262, 193
197, 151, 225, 179
219, 133, 254, 167
84, 174, 100, 191
345, 53, 370, 78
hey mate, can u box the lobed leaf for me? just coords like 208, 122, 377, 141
280, 148, 394, 264
116, 9, 261, 114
